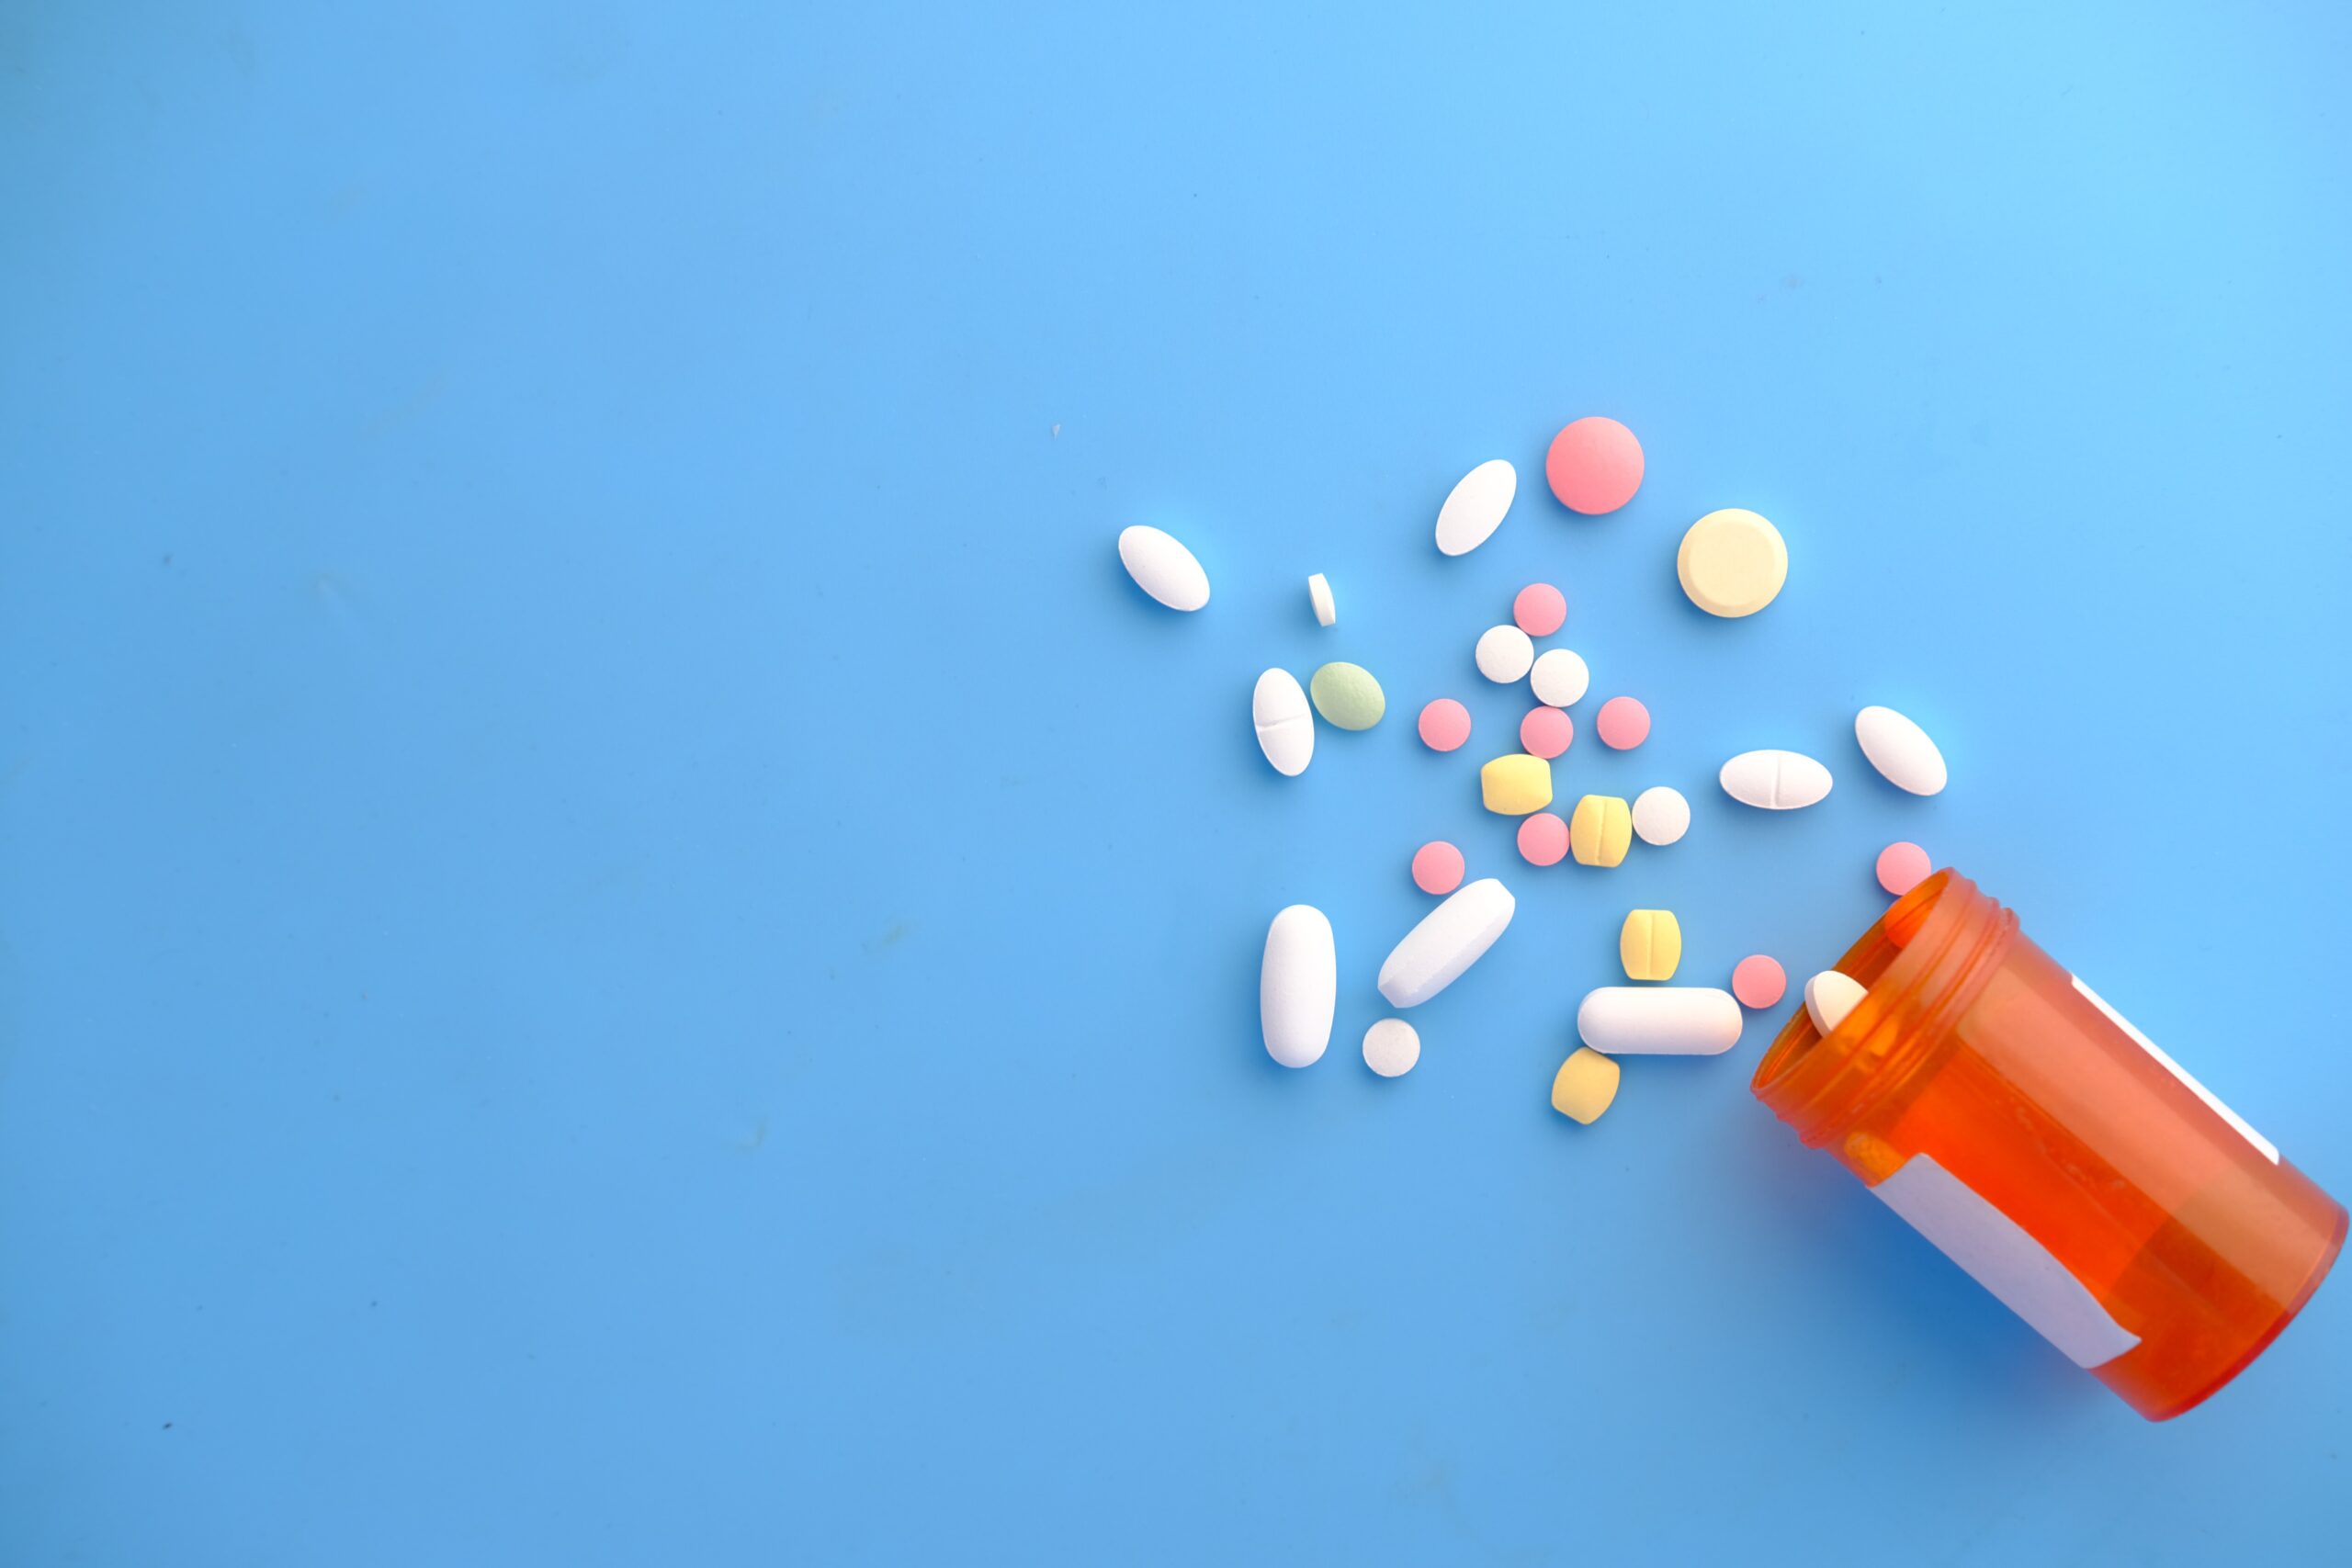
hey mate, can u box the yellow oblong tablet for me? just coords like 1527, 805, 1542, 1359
1480, 753, 1554, 816
1619, 909, 1682, 981
1551, 1046, 1622, 1124
1677, 508, 1788, 617
1569, 795, 1632, 866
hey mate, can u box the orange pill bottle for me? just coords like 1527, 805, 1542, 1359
1751, 871, 2345, 1420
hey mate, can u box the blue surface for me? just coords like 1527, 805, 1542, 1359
6, 3, 2351, 1562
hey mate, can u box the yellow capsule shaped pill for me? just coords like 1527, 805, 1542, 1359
1550, 1046, 1621, 1124
1619, 909, 1682, 981
1480, 753, 1554, 816
1568, 795, 1632, 866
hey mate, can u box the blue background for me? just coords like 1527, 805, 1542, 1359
5, 3, 2349, 1562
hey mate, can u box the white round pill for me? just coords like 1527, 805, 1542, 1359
1363, 1018, 1421, 1077
1475, 625, 1535, 683
1631, 786, 1690, 846
1529, 648, 1589, 707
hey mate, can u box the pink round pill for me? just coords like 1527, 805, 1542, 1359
1412, 840, 1465, 896
1516, 813, 1568, 867
1512, 582, 1566, 637
1732, 955, 1787, 1010
1544, 416, 1645, 515
1417, 698, 1472, 752
1519, 705, 1573, 760
1594, 696, 1650, 750
1877, 840, 1931, 897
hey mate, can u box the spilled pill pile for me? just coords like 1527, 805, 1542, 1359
1115, 413, 1949, 1116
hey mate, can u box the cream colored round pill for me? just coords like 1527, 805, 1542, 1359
1631, 786, 1690, 846
1529, 648, 1589, 707
1363, 1018, 1420, 1077
1677, 509, 1787, 617
1475, 625, 1535, 683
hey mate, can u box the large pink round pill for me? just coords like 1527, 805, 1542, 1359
1412, 840, 1465, 896
1512, 582, 1566, 637
1516, 813, 1568, 867
1544, 416, 1645, 515
1732, 954, 1787, 1010
1877, 840, 1931, 897
1417, 698, 1472, 752
1594, 696, 1650, 750
1519, 705, 1573, 760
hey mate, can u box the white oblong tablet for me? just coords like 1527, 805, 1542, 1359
1855, 706, 1947, 796
1376, 877, 1514, 1009
1363, 1018, 1421, 1077
1718, 750, 1833, 809
1576, 987, 1743, 1055
1261, 905, 1336, 1067
1475, 625, 1535, 683
1435, 459, 1517, 557
1307, 572, 1337, 627
1804, 971, 1868, 1036
1631, 786, 1690, 846
1529, 648, 1590, 707
1116, 525, 1210, 611
1251, 669, 1314, 777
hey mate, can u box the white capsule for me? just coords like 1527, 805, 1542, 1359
1719, 750, 1834, 809
1307, 572, 1337, 627
1804, 971, 1869, 1036
1261, 906, 1336, 1067
1116, 525, 1210, 611
1576, 987, 1743, 1055
1530, 648, 1590, 707
1251, 669, 1314, 777
1631, 786, 1690, 846
1376, 877, 1514, 1009
1434, 459, 1518, 557
1475, 625, 1535, 683
1855, 706, 1947, 795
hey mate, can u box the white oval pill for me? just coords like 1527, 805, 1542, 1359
1575, 987, 1743, 1055
1251, 669, 1314, 777
1261, 905, 1336, 1067
1116, 525, 1210, 611
1631, 786, 1690, 846
1475, 625, 1535, 683
1435, 458, 1517, 557
1719, 750, 1834, 809
1376, 877, 1515, 1009
1363, 1018, 1421, 1077
1529, 647, 1590, 707
1307, 572, 1337, 627
1854, 705, 1947, 795
1804, 970, 1868, 1036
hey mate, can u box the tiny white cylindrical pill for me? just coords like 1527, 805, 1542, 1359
1854, 705, 1947, 795
1719, 750, 1834, 809
1804, 970, 1868, 1036
1363, 1018, 1420, 1077
1434, 458, 1518, 557
1576, 987, 1743, 1055
1376, 877, 1515, 1009
1251, 668, 1314, 777
1307, 572, 1337, 627
1529, 648, 1590, 707
1631, 786, 1690, 846
1261, 905, 1336, 1067
1475, 625, 1535, 683
1116, 525, 1210, 611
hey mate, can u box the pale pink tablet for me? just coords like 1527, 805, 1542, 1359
1877, 840, 1931, 897
1512, 582, 1566, 637
1412, 840, 1465, 896
1732, 955, 1787, 1010
1595, 696, 1650, 750
1519, 705, 1573, 760
1516, 813, 1568, 867
1418, 698, 1473, 752
1544, 416, 1644, 515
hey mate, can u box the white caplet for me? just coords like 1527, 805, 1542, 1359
1576, 987, 1743, 1055
1116, 525, 1210, 611
1804, 970, 1869, 1036
1434, 459, 1517, 557
1855, 706, 1947, 795
1719, 750, 1833, 809
1261, 906, 1336, 1067
1251, 669, 1313, 777
1376, 877, 1514, 1008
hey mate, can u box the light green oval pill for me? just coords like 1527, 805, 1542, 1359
1309, 661, 1385, 730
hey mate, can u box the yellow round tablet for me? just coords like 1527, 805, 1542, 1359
1677, 509, 1788, 617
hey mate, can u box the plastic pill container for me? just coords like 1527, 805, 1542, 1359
1752, 871, 2345, 1420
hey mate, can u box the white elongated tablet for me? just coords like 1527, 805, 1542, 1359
1435, 459, 1518, 556
1475, 625, 1535, 683
1307, 573, 1337, 627
1576, 987, 1743, 1055
1854, 706, 1947, 795
1804, 971, 1868, 1036
1719, 750, 1833, 809
1631, 786, 1690, 846
1377, 877, 1514, 1008
1251, 669, 1314, 777
1530, 648, 1590, 707
1116, 525, 1210, 611
1261, 905, 1336, 1067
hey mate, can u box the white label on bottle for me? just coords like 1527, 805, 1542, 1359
1871, 1154, 2140, 1370
2071, 976, 2278, 1164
